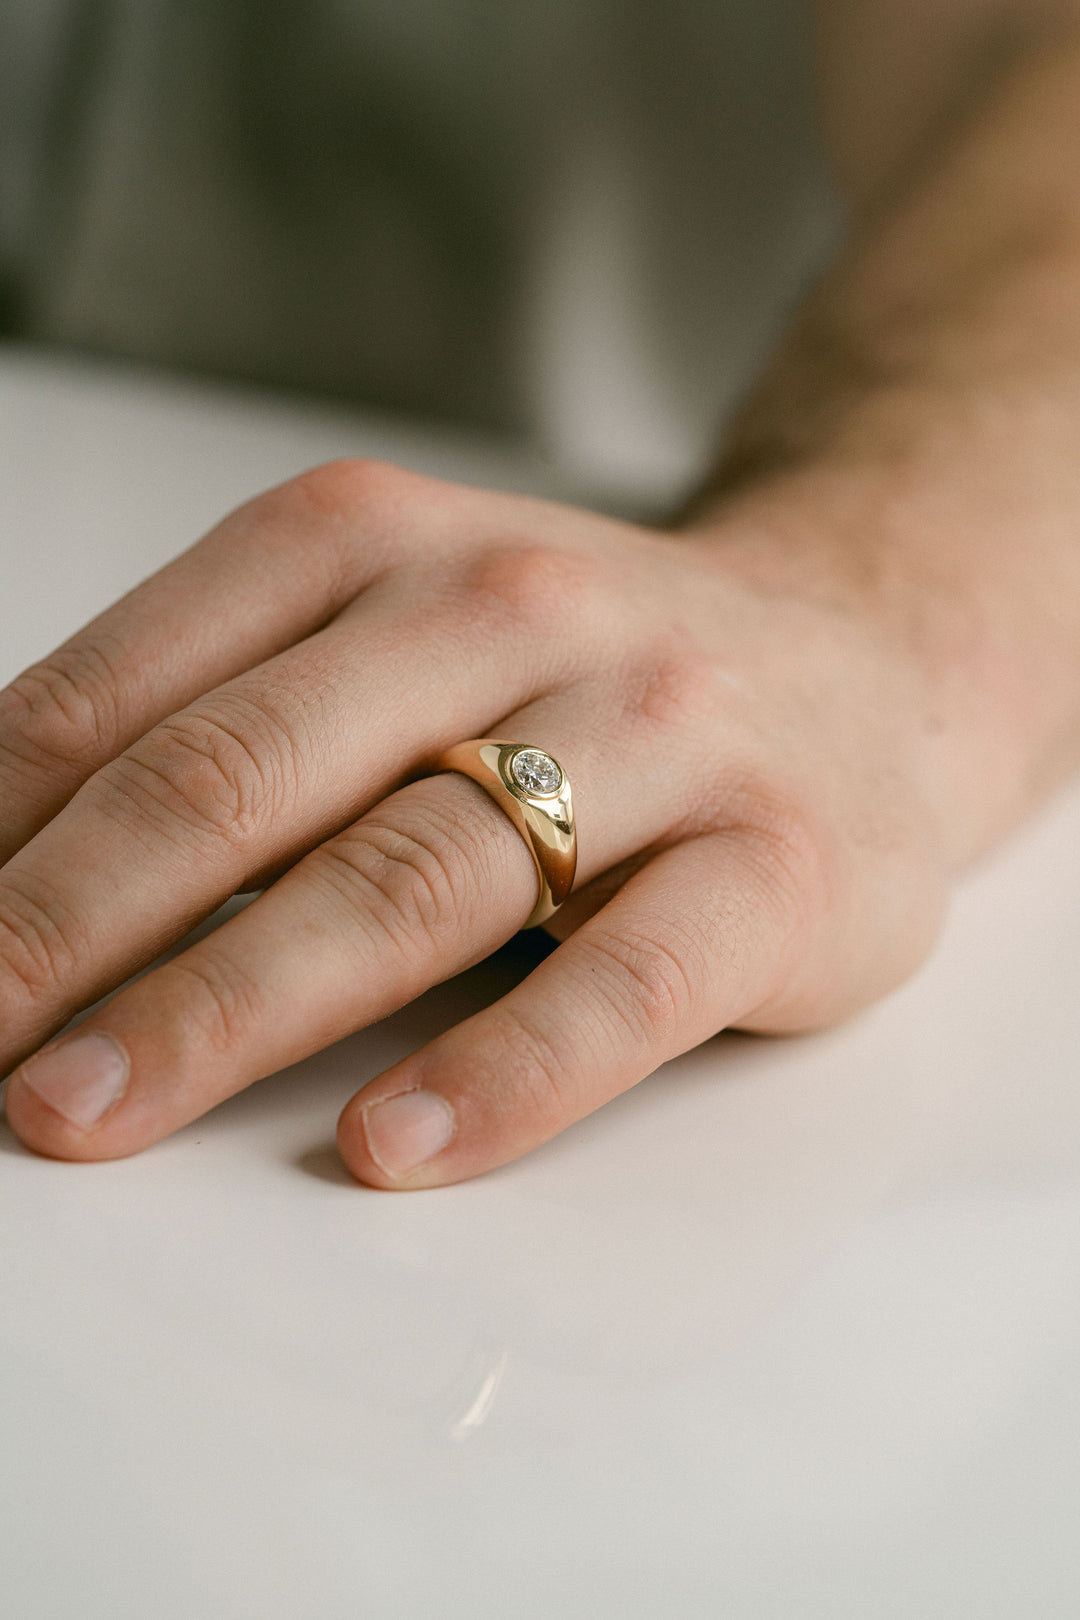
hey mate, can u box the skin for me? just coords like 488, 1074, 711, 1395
5, 12, 1080, 1187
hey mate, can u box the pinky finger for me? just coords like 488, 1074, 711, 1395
338, 827, 813, 1189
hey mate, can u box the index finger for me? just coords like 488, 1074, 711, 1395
0, 458, 440, 860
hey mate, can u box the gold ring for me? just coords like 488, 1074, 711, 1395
436, 739, 576, 928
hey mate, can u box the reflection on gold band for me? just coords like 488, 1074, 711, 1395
435, 738, 576, 929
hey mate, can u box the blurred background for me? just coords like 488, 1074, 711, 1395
0, 0, 840, 510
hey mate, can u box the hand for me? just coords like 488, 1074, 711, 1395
1, 457, 955, 1186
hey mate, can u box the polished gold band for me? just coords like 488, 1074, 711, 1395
435, 738, 576, 928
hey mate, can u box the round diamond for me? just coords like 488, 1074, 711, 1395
510, 748, 562, 796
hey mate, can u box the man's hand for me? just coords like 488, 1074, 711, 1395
9, 24, 1080, 1187
0, 461, 953, 1185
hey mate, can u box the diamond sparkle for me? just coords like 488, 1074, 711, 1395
510, 748, 563, 796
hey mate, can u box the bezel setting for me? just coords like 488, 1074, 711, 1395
508, 747, 563, 798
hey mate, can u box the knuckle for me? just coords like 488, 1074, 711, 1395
460, 542, 604, 637
624, 646, 730, 733
310, 802, 479, 958
0, 873, 84, 1004
725, 794, 829, 932
234, 457, 429, 588
163, 952, 265, 1054
489, 1004, 573, 1125
272, 457, 418, 524
102, 705, 293, 845
577, 927, 698, 1044
0, 641, 123, 771
692, 792, 829, 996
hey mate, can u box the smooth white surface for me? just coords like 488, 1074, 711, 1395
2, 347, 1080, 1619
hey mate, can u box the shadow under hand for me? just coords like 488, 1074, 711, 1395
1, 922, 559, 1172
280, 928, 559, 1184
295, 1141, 359, 1187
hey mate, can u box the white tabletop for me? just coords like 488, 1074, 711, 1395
3, 346, 1080, 1619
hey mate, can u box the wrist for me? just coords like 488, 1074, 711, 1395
683, 448, 1080, 868
678, 30, 1080, 867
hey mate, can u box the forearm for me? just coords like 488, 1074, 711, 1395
689, 31, 1080, 863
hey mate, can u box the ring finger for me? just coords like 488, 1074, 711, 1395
0, 537, 629, 1073
3, 687, 713, 1162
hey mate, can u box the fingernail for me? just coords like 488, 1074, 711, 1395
362, 1089, 455, 1177
15, 1032, 129, 1129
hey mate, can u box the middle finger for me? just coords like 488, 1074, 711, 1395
4, 676, 701, 1161
0, 549, 615, 1070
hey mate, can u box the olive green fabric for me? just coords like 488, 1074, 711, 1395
0, 1, 841, 480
